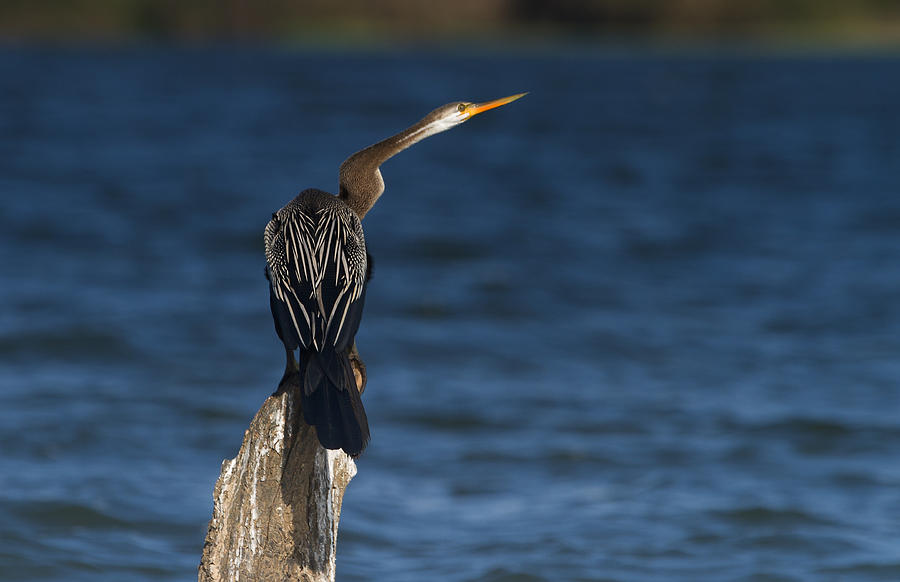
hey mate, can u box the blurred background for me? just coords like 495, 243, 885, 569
2, 2, 900, 581
1, 0, 900, 44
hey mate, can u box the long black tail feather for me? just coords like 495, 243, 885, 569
298, 348, 370, 457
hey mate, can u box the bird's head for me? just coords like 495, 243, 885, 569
340, 92, 526, 219
423, 93, 528, 133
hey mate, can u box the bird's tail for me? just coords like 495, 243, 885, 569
298, 348, 370, 457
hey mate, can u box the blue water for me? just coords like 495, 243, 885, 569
2, 46, 900, 581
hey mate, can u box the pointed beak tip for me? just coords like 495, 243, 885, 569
468, 92, 528, 117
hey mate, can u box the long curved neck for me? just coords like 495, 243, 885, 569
338, 115, 446, 220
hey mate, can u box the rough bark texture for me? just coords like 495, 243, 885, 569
198, 386, 357, 582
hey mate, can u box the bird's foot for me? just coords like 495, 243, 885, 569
347, 344, 367, 395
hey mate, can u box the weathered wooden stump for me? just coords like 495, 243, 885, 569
199, 349, 367, 582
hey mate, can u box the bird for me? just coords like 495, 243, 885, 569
264, 93, 527, 457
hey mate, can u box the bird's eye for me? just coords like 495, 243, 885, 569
457, 103, 467, 113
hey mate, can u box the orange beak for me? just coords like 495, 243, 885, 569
467, 93, 528, 117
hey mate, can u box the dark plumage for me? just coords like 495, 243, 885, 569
265, 190, 370, 456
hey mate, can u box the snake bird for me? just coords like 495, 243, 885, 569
264, 93, 526, 457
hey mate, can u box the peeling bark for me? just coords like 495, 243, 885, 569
198, 385, 357, 582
